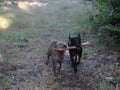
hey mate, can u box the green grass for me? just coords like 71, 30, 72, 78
0, 76, 12, 88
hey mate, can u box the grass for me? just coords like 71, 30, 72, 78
0, 76, 12, 87
39, 77, 61, 90
0, 0, 92, 39
17, 77, 61, 90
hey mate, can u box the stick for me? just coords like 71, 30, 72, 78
55, 41, 90, 51
81, 41, 90, 47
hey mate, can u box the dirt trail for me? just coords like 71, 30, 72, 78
0, 0, 120, 90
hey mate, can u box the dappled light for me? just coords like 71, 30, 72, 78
17, 1, 29, 11
29, 1, 48, 7
0, 16, 12, 30
17, 1, 48, 11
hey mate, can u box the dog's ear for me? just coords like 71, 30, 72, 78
69, 35, 71, 39
54, 41, 58, 48
78, 33, 81, 39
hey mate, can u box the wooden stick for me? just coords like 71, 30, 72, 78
55, 41, 90, 51
81, 41, 90, 47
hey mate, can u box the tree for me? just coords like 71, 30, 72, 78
92, 0, 120, 51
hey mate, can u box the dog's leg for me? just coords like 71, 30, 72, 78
73, 65, 77, 73
58, 60, 62, 70
77, 48, 82, 64
69, 51, 74, 67
53, 60, 57, 76
75, 54, 77, 63
74, 54, 78, 73
77, 55, 81, 64
70, 55, 74, 67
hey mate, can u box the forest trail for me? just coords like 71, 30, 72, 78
0, 0, 120, 90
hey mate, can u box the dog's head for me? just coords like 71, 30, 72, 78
55, 41, 67, 49
68, 33, 81, 49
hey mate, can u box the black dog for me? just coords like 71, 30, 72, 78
68, 33, 82, 73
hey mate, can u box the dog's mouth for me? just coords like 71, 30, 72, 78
76, 47, 81, 50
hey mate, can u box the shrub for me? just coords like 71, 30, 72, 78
92, 0, 120, 51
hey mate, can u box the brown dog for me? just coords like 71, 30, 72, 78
46, 40, 67, 76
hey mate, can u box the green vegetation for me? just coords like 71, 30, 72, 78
0, 76, 12, 87
92, 0, 120, 51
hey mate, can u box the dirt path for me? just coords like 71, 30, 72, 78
0, 0, 120, 90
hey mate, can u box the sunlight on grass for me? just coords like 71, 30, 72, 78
0, 16, 12, 30
29, 1, 48, 7
17, 1, 48, 11
17, 1, 29, 11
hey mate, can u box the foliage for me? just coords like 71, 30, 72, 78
0, 0, 21, 7
92, 0, 120, 51
112, 77, 120, 85
0, 76, 12, 87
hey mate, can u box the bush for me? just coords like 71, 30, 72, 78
92, 0, 120, 51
